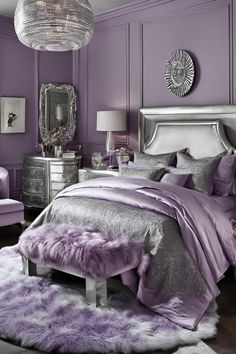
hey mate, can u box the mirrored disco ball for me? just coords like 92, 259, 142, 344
14, 0, 94, 51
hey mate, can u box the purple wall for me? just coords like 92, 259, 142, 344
1, 0, 236, 196
0, 16, 74, 198
78, 0, 236, 161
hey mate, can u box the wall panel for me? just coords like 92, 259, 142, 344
79, 0, 234, 155
0, 16, 74, 198
85, 24, 130, 146
142, 3, 230, 106
1, 0, 235, 195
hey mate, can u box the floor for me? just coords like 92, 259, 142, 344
0, 209, 235, 354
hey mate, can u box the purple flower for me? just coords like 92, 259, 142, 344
35, 144, 42, 153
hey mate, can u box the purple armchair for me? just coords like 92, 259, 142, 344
0, 167, 24, 227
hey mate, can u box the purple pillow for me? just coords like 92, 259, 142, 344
161, 173, 190, 187
213, 154, 236, 196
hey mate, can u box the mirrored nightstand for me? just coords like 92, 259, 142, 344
23, 154, 82, 208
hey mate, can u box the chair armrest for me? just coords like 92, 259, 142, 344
0, 167, 10, 199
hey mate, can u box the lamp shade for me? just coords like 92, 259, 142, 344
96, 111, 126, 132
14, 0, 94, 51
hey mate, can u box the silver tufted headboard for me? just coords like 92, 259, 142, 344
139, 105, 236, 159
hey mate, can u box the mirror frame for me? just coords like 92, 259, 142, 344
39, 83, 77, 143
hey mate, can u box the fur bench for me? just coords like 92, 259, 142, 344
18, 223, 147, 306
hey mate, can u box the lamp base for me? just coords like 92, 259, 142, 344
106, 131, 115, 153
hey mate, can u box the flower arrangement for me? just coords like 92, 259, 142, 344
38, 126, 73, 157
42, 126, 73, 148
50, 126, 73, 147
115, 147, 132, 156
115, 147, 133, 166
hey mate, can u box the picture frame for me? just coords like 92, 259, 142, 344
0, 97, 26, 133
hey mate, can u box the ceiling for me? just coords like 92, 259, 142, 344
0, 0, 136, 18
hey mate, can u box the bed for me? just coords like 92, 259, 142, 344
29, 105, 236, 330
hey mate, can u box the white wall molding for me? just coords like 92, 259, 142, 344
95, 0, 172, 22
94, 0, 228, 23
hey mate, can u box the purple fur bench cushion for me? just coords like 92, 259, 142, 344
18, 223, 148, 281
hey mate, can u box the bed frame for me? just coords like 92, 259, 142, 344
139, 105, 236, 157
140, 104, 236, 279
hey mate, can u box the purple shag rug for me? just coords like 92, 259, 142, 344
0, 246, 218, 353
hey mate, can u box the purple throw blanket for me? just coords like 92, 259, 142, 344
54, 177, 236, 328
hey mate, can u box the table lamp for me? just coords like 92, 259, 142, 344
96, 111, 126, 152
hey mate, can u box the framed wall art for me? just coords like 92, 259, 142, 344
0, 97, 26, 133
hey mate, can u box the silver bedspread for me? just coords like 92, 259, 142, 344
30, 196, 208, 328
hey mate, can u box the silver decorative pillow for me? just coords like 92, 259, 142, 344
160, 165, 189, 174
176, 152, 221, 194
119, 166, 165, 181
134, 151, 176, 167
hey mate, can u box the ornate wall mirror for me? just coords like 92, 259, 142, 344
39, 83, 76, 144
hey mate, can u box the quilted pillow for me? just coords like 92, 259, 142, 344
119, 166, 165, 181
176, 152, 221, 194
213, 153, 236, 196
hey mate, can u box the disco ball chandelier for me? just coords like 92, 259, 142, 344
14, 0, 94, 52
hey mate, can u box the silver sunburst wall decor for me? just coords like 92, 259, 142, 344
164, 49, 195, 97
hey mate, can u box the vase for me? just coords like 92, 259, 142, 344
91, 152, 103, 169
116, 153, 130, 167
54, 145, 62, 158
42, 144, 51, 157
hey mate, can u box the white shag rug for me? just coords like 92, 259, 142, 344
0, 246, 219, 353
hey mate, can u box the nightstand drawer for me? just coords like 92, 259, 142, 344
23, 192, 45, 208
51, 172, 78, 183
23, 178, 44, 194
23, 166, 44, 179
50, 163, 77, 174
23, 160, 44, 169
50, 182, 76, 200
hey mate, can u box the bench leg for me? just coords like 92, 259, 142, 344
20, 221, 27, 232
85, 278, 107, 307
22, 256, 37, 276
15, 221, 26, 234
